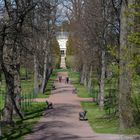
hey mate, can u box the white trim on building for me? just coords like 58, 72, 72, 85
57, 32, 68, 57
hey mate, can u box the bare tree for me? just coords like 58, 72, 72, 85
0, 0, 60, 123
119, 0, 135, 129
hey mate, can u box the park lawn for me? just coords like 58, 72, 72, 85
1, 102, 46, 140
35, 69, 58, 98
69, 69, 140, 135
68, 69, 92, 98
68, 69, 119, 133
21, 80, 34, 95
0, 68, 57, 105
0, 89, 5, 111
77, 86, 92, 98
0, 91, 5, 109
81, 102, 119, 134
0, 68, 58, 139
1, 68, 58, 102
36, 69, 58, 98
81, 102, 140, 135
22, 68, 65, 96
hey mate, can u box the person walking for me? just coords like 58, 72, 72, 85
58, 76, 62, 83
65, 77, 69, 84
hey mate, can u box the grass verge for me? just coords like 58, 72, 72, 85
1, 102, 46, 140
68, 69, 92, 98
35, 69, 58, 98
81, 102, 140, 135
81, 102, 119, 134
69, 69, 140, 135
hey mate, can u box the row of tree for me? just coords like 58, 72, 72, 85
0, 0, 60, 123
65, 0, 140, 130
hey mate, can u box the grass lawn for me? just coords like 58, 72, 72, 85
35, 69, 58, 98
81, 102, 119, 134
0, 93, 5, 109
76, 85, 92, 98
81, 102, 140, 135
68, 69, 92, 98
0, 69, 58, 106
0, 69, 58, 139
1, 102, 46, 140
69, 69, 140, 135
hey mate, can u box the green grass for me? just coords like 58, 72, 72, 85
0, 68, 58, 139
38, 69, 58, 98
69, 69, 140, 135
81, 102, 119, 134
36, 93, 49, 98
82, 102, 140, 135
68, 70, 92, 98
68, 70, 119, 133
0, 68, 58, 111
21, 80, 33, 95
0, 94, 5, 110
0, 90, 5, 110
1, 102, 46, 140
0, 69, 58, 103
76, 85, 92, 98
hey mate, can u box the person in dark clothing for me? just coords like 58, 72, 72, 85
66, 77, 69, 84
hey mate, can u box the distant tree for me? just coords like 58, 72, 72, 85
51, 37, 61, 68
66, 35, 75, 56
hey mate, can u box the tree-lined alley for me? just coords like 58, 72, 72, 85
0, 0, 140, 139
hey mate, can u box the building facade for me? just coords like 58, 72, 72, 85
56, 32, 68, 57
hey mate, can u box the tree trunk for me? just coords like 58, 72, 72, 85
87, 66, 93, 93
80, 64, 86, 84
119, 0, 134, 129
34, 54, 39, 94
2, 62, 23, 121
40, 49, 48, 93
0, 25, 6, 86
2, 29, 23, 122
3, 71, 14, 123
99, 50, 105, 108
0, 70, 2, 85
84, 70, 88, 87
40, 40, 52, 94
42, 52, 53, 93
2, 60, 23, 122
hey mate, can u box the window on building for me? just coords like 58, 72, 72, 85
61, 50, 65, 56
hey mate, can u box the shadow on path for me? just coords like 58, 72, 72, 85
24, 72, 139, 140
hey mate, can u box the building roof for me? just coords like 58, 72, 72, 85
56, 32, 68, 50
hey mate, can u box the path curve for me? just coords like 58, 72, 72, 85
24, 72, 137, 140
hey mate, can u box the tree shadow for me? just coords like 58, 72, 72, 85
1, 107, 45, 140
43, 103, 79, 118
24, 119, 97, 140
51, 88, 74, 95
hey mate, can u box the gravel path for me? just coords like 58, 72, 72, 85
24, 72, 139, 140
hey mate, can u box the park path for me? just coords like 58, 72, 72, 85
24, 57, 139, 140
24, 71, 129, 140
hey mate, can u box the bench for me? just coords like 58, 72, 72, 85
79, 110, 88, 121
46, 100, 53, 109
52, 85, 56, 90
